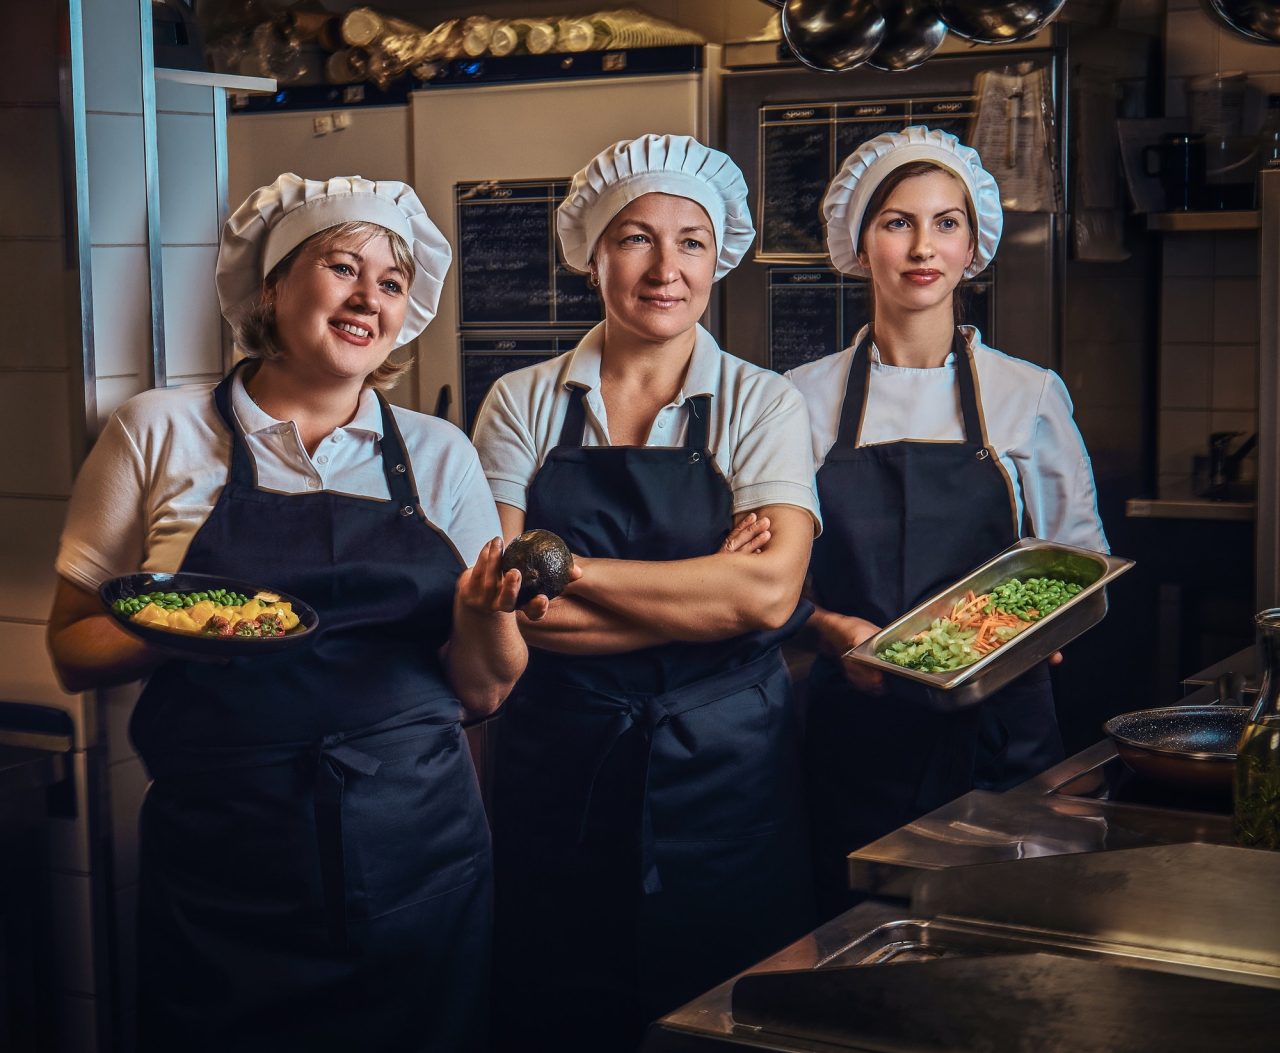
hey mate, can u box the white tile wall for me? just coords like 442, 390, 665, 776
1214, 230, 1259, 277
1159, 408, 1211, 476
0, 239, 73, 370
82, 0, 144, 116
1213, 343, 1259, 410
158, 114, 219, 245
50, 870, 96, 994
160, 246, 222, 378
89, 245, 153, 379
1218, 26, 1280, 73
1213, 278, 1261, 343
1160, 342, 1213, 409
0, 372, 74, 494
1160, 277, 1215, 343
0, 107, 65, 238
1165, 10, 1218, 81
54, 992, 98, 1053
109, 756, 148, 891
1162, 232, 1214, 277
0, 622, 91, 741
95, 374, 151, 431
0, 496, 67, 620
86, 114, 149, 247
155, 78, 214, 115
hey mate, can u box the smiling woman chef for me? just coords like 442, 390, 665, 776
786, 128, 1108, 919
472, 134, 820, 1052
46, 175, 532, 1051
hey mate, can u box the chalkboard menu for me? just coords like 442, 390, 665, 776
767, 265, 995, 373
456, 179, 603, 328
460, 332, 589, 434
758, 96, 977, 260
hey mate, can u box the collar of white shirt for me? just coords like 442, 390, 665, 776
229, 368, 386, 439
561, 321, 720, 405
863, 324, 981, 370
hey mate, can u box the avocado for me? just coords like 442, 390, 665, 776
500, 529, 574, 607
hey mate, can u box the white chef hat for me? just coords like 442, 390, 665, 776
556, 134, 755, 281
824, 126, 1002, 280
216, 173, 452, 348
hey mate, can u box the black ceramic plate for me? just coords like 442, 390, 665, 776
99, 572, 319, 658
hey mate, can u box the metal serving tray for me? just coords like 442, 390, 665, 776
845, 538, 1135, 710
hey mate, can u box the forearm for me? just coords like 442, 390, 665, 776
445, 608, 527, 716
518, 595, 668, 655
47, 614, 163, 693
798, 603, 855, 658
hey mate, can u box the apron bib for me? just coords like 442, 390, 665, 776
491, 387, 813, 1052
806, 332, 1062, 917
131, 363, 491, 1052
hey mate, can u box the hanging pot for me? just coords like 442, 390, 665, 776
935, 0, 1068, 44
866, 0, 949, 72
781, 0, 888, 73
1200, 0, 1280, 43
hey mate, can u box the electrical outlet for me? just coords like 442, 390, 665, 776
313, 114, 334, 136
332, 111, 352, 131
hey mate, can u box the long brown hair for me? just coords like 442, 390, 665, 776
855, 161, 978, 332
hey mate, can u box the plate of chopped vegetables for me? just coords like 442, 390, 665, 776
844, 539, 1135, 710
99, 572, 319, 657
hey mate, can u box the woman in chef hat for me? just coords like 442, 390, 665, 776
788, 127, 1108, 918
472, 134, 820, 1051
47, 174, 535, 1050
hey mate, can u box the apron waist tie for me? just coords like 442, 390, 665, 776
315, 739, 382, 949
569, 648, 786, 896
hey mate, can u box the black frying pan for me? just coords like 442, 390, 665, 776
1102, 705, 1250, 790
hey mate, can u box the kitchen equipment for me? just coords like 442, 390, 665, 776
1200, 429, 1258, 498
1205, 134, 1259, 209
646, 843, 1280, 1052
845, 538, 1135, 709
1103, 705, 1249, 789
935, 0, 1068, 44
780, 0, 887, 73
865, 0, 949, 72
1200, 0, 1280, 44
1142, 132, 1207, 211
1188, 71, 1247, 141
1235, 608, 1280, 848
100, 571, 319, 657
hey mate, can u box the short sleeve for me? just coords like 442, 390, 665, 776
446, 444, 503, 566
55, 412, 149, 591
728, 378, 823, 535
472, 378, 540, 512
1014, 371, 1109, 552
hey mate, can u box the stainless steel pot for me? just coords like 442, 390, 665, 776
1103, 705, 1250, 789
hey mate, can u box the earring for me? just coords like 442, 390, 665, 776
587, 269, 600, 289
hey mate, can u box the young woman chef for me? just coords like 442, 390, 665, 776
471, 134, 821, 1051
47, 175, 534, 1051
786, 127, 1108, 918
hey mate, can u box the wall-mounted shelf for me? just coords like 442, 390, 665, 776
155, 67, 276, 93
1147, 210, 1259, 232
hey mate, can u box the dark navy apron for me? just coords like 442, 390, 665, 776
130, 363, 492, 1053
805, 332, 1063, 918
491, 386, 814, 1053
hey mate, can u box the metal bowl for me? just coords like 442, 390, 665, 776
781, 0, 887, 73
936, 0, 1067, 44
1200, 0, 1280, 42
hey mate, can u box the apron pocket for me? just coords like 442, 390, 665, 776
344, 725, 490, 920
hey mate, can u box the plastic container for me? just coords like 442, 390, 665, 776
1188, 71, 1247, 141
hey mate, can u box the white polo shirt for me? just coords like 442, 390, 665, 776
786, 327, 1107, 552
55, 371, 501, 592
472, 322, 822, 532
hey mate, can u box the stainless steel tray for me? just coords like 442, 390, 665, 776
845, 538, 1135, 710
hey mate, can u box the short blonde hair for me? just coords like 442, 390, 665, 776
232, 221, 417, 390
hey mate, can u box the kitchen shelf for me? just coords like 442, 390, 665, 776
1125, 496, 1255, 521
154, 67, 276, 93
1146, 210, 1259, 232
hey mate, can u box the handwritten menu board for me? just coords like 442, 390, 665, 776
456, 180, 603, 328
767, 266, 994, 373
460, 333, 589, 434
758, 96, 976, 260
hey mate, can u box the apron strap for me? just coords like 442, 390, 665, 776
556, 385, 591, 448
684, 395, 711, 451
373, 390, 422, 512
211, 360, 259, 488
833, 329, 987, 449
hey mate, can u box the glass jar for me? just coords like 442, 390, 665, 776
1234, 609, 1280, 850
